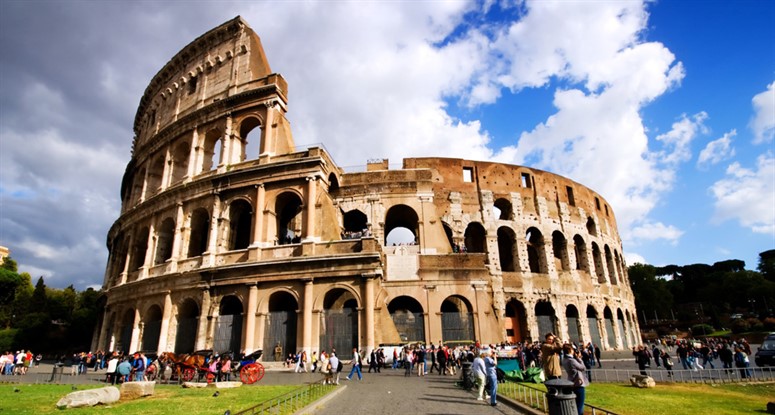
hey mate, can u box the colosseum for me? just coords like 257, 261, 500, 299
92, 17, 640, 359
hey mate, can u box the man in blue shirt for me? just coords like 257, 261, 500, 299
484, 350, 498, 406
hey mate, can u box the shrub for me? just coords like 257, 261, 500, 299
691, 324, 714, 336
0, 328, 19, 351
730, 318, 750, 334
764, 317, 775, 331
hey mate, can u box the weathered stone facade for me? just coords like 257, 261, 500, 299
93, 17, 640, 359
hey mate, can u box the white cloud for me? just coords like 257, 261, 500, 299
627, 222, 684, 245
656, 112, 708, 165
623, 252, 647, 266
750, 81, 775, 144
697, 130, 736, 168
710, 153, 775, 235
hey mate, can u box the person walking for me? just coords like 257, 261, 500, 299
594, 344, 602, 368
404, 348, 413, 377
541, 333, 563, 381
472, 352, 487, 401
437, 345, 448, 375
484, 350, 498, 407
329, 352, 341, 385
562, 344, 589, 415
416, 346, 426, 376
661, 351, 674, 378
346, 348, 362, 380
368, 349, 379, 373
632, 345, 649, 376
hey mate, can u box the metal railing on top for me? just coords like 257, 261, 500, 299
587, 366, 773, 384
230, 381, 335, 415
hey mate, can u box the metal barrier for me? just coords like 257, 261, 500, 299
231, 381, 336, 415
499, 381, 620, 415
588, 366, 774, 384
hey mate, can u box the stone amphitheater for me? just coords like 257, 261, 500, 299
92, 17, 640, 359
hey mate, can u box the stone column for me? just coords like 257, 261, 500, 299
157, 292, 173, 352
162, 146, 173, 189
302, 279, 313, 355
129, 308, 141, 353
256, 312, 267, 357
96, 308, 110, 352
195, 289, 211, 350
205, 195, 221, 266
364, 275, 375, 353
188, 128, 200, 177
304, 176, 317, 240
252, 184, 265, 246
260, 102, 276, 157
140, 164, 150, 204
243, 285, 258, 354
120, 234, 133, 285
169, 202, 184, 272
523, 299, 539, 343
141, 219, 156, 280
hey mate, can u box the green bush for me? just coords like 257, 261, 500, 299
747, 317, 764, 332
730, 319, 750, 334
691, 324, 714, 336
0, 328, 19, 351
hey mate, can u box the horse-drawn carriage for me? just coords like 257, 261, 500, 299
161, 349, 265, 384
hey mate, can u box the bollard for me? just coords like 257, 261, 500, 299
49, 363, 64, 383
544, 379, 576, 415
461, 362, 474, 390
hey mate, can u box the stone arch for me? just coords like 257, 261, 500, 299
228, 199, 253, 250
497, 226, 517, 272
118, 308, 135, 354
328, 172, 340, 193
535, 301, 557, 338
566, 304, 581, 344
263, 290, 299, 361
504, 299, 528, 343
493, 198, 513, 221
526, 227, 547, 273
552, 231, 570, 272
442, 221, 455, 252
202, 128, 223, 172
573, 235, 589, 272
130, 166, 145, 205
603, 306, 615, 349
319, 288, 360, 354
154, 217, 175, 265
615, 250, 626, 284
586, 305, 602, 348
130, 227, 149, 272
591, 242, 605, 283
343, 209, 368, 238
146, 154, 165, 197
214, 295, 243, 354
175, 298, 199, 354
616, 308, 627, 348
388, 296, 425, 342
464, 222, 486, 253
187, 208, 209, 257
605, 245, 618, 285
586, 217, 597, 236
238, 116, 262, 161
170, 141, 190, 184
384, 204, 419, 246
441, 295, 474, 344
275, 191, 303, 244
141, 304, 163, 352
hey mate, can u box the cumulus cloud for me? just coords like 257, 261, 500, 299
750, 81, 775, 144
623, 252, 647, 266
628, 222, 684, 245
709, 153, 775, 235
697, 130, 736, 168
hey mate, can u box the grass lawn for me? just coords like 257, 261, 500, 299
0, 383, 320, 415
510, 382, 774, 415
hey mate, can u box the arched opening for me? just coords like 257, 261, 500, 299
566, 305, 581, 344
497, 226, 517, 272
328, 173, 340, 194
573, 235, 589, 272
526, 227, 546, 273
263, 291, 298, 361
442, 222, 455, 252
239, 117, 261, 161
464, 222, 486, 253
112, 235, 129, 285
605, 245, 617, 285
170, 141, 190, 184
214, 296, 243, 354
615, 250, 626, 284
187, 208, 210, 258
592, 243, 606, 283
174, 299, 199, 354
141, 305, 163, 352
552, 231, 570, 271
146, 155, 165, 197
154, 217, 175, 265
130, 167, 145, 205
441, 296, 474, 344
228, 199, 253, 250
535, 301, 557, 338
342, 209, 368, 239
603, 307, 615, 349
586, 305, 602, 348
119, 309, 135, 354
617, 308, 627, 348
276, 192, 303, 244
384, 204, 419, 246
586, 217, 597, 236
202, 129, 222, 172
625, 310, 635, 347
130, 227, 149, 272
319, 289, 359, 354
493, 198, 513, 221
504, 299, 528, 343
388, 296, 425, 342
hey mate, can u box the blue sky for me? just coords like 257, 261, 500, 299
0, 0, 773, 289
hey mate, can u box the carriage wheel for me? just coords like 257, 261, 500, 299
182, 368, 196, 382
240, 363, 265, 384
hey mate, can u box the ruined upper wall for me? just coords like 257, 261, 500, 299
133, 16, 282, 149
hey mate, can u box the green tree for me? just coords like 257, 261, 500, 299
1, 256, 18, 272
31, 277, 47, 312
759, 249, 775, 282
628, 263, 674, 321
